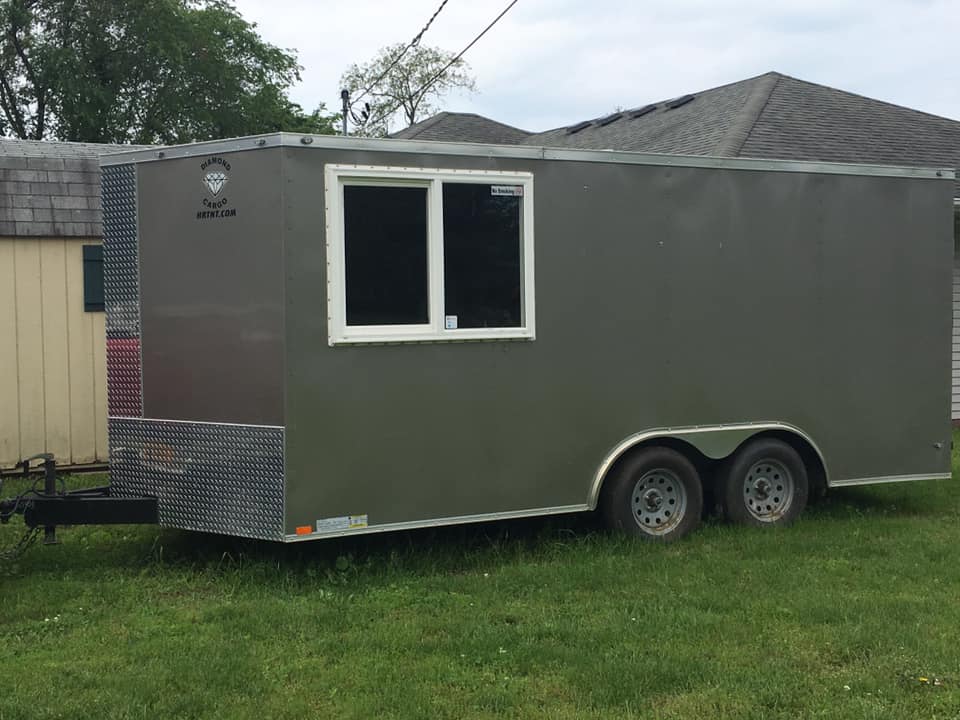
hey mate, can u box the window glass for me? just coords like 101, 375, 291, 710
442, 183, 522, 328
343, 185, 428, 325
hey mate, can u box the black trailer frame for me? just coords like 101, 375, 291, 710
0, 455, 157, 546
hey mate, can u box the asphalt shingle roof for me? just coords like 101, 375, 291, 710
391, 112, 531, 144
521, 74, 775, 156
739, 74, 960, 188
395, 72, 960, 196
0, 137, 151, 237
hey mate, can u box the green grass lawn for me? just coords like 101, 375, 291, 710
1, 434, 959, 719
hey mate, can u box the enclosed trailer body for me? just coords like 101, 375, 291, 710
98, 134, 955, 542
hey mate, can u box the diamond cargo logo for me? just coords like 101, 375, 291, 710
197, 156, 237, 220
204, 171, 227, 196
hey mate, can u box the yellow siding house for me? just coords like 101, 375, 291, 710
0, 139, 146, 471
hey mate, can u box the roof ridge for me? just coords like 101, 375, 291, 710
683, 70, 783, 98
713, 73, 780, 157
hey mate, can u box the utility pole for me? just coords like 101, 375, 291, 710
340, 89, 350, 136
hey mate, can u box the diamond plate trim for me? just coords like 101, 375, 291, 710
103, 164, 143, 418
110, 418, 284, 541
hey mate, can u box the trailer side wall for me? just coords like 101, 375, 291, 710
280, 147, 952, 536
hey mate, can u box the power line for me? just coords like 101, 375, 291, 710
349, 0, 451, 110
410, 0, 451, 49
413, 0, 519, 107
362, 0, 521, 132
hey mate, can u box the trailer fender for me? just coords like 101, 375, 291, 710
587, 422, 827, 509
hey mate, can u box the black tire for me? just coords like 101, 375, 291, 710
601, 447, 703, 542
719, 438, 808, 527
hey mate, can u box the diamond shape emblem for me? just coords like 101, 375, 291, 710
204, 171, 227, 196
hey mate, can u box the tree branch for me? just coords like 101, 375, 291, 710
8, 27, 46, 137
0, 66, 27, 138
0, 6, 30, 136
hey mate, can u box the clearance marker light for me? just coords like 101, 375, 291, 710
295, 526, 312, 536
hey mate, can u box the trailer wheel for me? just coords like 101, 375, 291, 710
719, 438, 808, 527
601, 447, 703, 542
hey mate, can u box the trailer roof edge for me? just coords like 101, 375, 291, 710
99, 132, 956, 182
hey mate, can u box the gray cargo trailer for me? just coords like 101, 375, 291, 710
94, 133, 954, 543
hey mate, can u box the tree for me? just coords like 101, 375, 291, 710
0, 0, 337, 143
340, 43, 476, 137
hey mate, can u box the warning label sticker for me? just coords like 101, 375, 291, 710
316, 514, 369, 533
491, 185, 523, 197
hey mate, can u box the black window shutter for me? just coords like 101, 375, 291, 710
82, 244, 104, 312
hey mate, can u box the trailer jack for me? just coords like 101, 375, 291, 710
0, 454, 158, 552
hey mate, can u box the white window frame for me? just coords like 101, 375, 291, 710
325, 164, 535, 345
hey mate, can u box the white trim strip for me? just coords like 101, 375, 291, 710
283, 503, 589, 542
829, 472, 951, 488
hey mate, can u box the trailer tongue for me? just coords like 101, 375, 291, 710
0, 455, 157, 554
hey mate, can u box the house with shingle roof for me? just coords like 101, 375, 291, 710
393, 112, 532, 145
397, 72, 960, 187
394, 71, 960, 420
0, 137, 150, 471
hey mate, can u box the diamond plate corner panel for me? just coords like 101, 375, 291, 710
110, 418, 285, 541
103, 164, 143, 418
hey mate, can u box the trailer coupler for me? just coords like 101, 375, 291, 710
0, 454, 158, 547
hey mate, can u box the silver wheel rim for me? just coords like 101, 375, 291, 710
743, 458, 794, 522
631, 468, 687, 535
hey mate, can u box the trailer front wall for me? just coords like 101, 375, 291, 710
136, 152, 285, 425
280, 147, 952, 535
105, 151, 287, 540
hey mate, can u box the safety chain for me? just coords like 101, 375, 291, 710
0, 525, 41, 563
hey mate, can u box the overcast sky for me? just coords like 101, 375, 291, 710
232, 0, 959, 133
